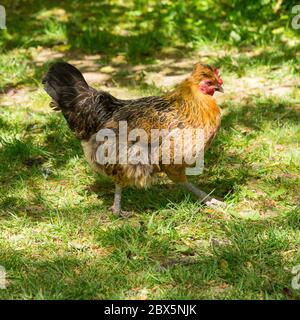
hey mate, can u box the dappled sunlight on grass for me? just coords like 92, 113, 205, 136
0, 0, 299, 299
0, 0, 299, 90
1, 89, 299, 298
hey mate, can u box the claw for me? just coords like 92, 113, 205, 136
205, 198, 226, 210
110, 206, 132, 218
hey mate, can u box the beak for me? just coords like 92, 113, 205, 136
215, 84, 224, 93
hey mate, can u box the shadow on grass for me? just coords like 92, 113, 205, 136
1, 0, 299, 90
0, 210, 299, 299
1, 94, 299, 217
212, 43, 300, 76
0, 0, 299, 300
0, 246, 133, 299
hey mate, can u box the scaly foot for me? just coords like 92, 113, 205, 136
204, 197, 226, 210
110, 206, 132, 218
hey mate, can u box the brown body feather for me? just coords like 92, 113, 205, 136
43, 62, 221, 190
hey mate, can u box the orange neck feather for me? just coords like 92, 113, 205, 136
164, 80, 220, 126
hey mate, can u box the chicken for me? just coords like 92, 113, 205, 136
42, 62, 225, 216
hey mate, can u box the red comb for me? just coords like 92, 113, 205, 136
214, 68, 223, 85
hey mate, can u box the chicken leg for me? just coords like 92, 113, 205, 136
110, 184, 131, 217
179, 182, 225, 210
163, 165, 225, 210
110, 184, 122, 215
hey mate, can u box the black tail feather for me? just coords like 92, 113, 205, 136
42, 62, 90, 111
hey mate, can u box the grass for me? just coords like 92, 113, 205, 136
0, 0, 300, 300
0, 87, 299, 299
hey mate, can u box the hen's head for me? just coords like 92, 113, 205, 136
189, 63, 224, 96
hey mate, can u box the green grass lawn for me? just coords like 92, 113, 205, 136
0, 0, 300, 300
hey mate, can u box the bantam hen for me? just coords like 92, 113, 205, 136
43, 62, 225, 216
